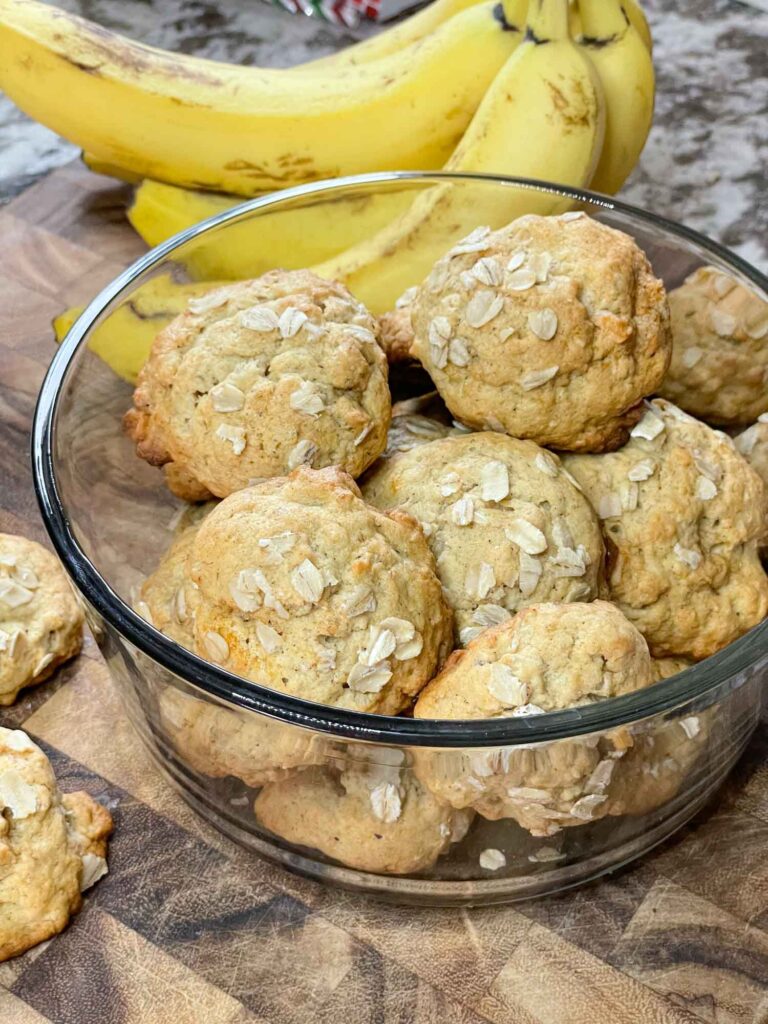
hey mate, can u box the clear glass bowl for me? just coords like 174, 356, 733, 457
33, 173, 768, 905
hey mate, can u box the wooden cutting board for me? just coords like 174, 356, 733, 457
1, 160, 768, 1024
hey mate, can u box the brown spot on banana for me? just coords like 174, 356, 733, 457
545, 78, 595, 128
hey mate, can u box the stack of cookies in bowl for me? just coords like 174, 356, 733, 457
123, 211, 768, 876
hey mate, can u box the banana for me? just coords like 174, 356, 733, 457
621, 0, 653, 52
53, 275, 224, 383
303, 0, 649, 72
81, 152, 143, 184
300, 0, 511, 70
315, 0, 605, 314
569, 0, 652, 52
0, 0, 521, 194
126, 178, 415, 278
577, 0, 655, 195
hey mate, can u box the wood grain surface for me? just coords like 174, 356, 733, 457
0, 161, 767, 1024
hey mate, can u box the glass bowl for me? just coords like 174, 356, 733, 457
33, 172, 768, 905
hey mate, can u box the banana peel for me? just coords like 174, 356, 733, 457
53, 274, 224, 384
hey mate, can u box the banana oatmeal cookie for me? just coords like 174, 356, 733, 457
0, 534, 84, 706
0, 728, 112, 962
660, 266, 768, 426
378, 391, 455, 460
735, 418, 768, 540
139, 518, 324, 786
125, 270, 391, 500
378, 302, 416, 364
188, 466, 453, 714
363, 432, 604, 644
409, 214, 671, 452
564, 399, 768, 659
255, 747, 472, 874
604, 658, 712, 819
413, 601, 654, 835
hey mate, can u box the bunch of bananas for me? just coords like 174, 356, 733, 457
0, 0, 654, 370
0, 0, 652, 195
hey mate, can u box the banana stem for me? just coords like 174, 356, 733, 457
578, 0, 628, 39
525, 0, 570, 42
500, 0, 529, 30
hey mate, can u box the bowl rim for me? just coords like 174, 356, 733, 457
32, 170, 768, 748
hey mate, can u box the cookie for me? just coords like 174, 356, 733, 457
157, 687, 325, 788
378, 303, 416, 364
363, 432, 604, 644
651, 657, 692, 682
735, 417, 768, 543
137, 521, 203, 645
606, 656, 709, 819
564, 399, 768, 659
659, 266, 768, 426
140, 518, 325, 786
163, 462, 215, 503
409, 214, 670, 452
378, 391, 456, 460
0, 534, 84, 706
188, 466, 453, 714
125, 270, 391, 500
0, 728, 112, 962
605, 708, 709, 819
413, 601, 653, 835
255, 747, 472, 874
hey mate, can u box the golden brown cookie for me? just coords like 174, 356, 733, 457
188, 466, 453, 715
409, 214, 671, 452
564, 399, 768, 659
137, 521, 203, 645
659, 266, 768, 426
650, 657, 692, 682
139, 517, 325, 786
413, 601, 653, 835
735, 418, 768, 544
0, 728, 112, 962
598, 655, 705, 818
378, 304, 416, 364
254, 748, 472, 874
0, 534, 84, 706
157, 687, 325, 788
125, 270, 391, 499
363, 433, 604, 644
163, 462, 215, 503
376, 391, 456, 461
605, 709, 709, 819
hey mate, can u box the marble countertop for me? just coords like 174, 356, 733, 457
0, 0, 766, 271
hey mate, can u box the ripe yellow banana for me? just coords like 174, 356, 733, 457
0, 0, 521, 194
53, 275, 224, 383
301, 0, 507, 70
316, 0, 605, 314
577, 0, 655, 195
126, 178, 416, 278
569, 0, 652, 53
303, 0, 649, 72
81, 152, 143, 184
620, 0, 653, 52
